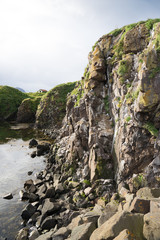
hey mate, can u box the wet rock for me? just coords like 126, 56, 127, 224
28, 171, 33, 176
21, 204, 37, 220
31, 151, 37, 158
3, 193, 13, 200
29, 139, 38, 148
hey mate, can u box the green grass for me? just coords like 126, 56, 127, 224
145, 18, 160, 30
0, 86, 29, 120
36, 82, 76, 128
70, 80, 85, 107
143, 122, 159, 137
125, 116, 131, 123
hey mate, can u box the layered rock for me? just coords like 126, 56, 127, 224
48, 19, 160, 187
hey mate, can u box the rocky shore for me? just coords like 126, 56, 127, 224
14, 139, 160, 240
1, 18, 160, 239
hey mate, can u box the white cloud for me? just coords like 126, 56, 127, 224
0, 0, 160, 92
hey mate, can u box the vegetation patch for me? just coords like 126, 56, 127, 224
149, 67, 160, 78
0, 86, 29, 120
145, 18, 160, 30
143, 122, 159, 137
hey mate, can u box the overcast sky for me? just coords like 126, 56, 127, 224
0, 0, 160, 92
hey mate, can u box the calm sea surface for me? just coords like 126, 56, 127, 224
0, 123, 47, 240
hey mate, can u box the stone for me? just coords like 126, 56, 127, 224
37, 143, 50, 156
3, 193, 13, 200
90, 211, 144, 240
150, 199, 160, 213
51, 227, 71, 239
29, 227, 40, 240
35, 230, 54, 240
45, 187, 55, 198
136, 187, 160, 199
41, 199, 62, 222
29, 139, 38, 148
143, 212, 160, 240
41, 216, 57, 230
70, 222, 96, 240
84, 187, 92, 196
98, 200, 118, 227
16, 228, 29, 240
31, 151, 37, 158
21, 204, 37, 220
68, 215, 83, 230
129, 197, 150, 214
24, 179, 34, 190
113, 229, 136, 240
68, 181, 80, 188
82, 211, 100, 224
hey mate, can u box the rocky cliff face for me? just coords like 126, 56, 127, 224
35, 82, 76, 138
49, 19, 160, 188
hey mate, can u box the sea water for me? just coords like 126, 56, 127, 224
0, 123, 46, 239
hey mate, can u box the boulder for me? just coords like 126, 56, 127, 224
16, 228, 29, 240
41, 216, 57, 230
136, 187, 160, 199
113, 229, 137, 240
29, 139, 38, 148
37, 143, 50, 156
45, 187, 56, 198
70, 222, 96, 240
129, 197, 150, 214
3, 193, 13, 200
28, 227, 40, 240
90, 211, 144, 240
143, 212, 160, 240
51, 227, 71, 239
150, 199, 160, 213
21, 204, 37, 220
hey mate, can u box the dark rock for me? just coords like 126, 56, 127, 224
21, 204, 37, 220
45, 187, 56, 198
41, 216, 57, 230
29, 139, 38, 148
24, 179, 34, 190
129, 197, 150, 214
37, 143, 50, 156
28, 171, 33, 176
3, 193, 13, 200
31, 151, 37, 158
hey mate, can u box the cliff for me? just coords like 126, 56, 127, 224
16, 19, 160, 239
45, 19, 160, 188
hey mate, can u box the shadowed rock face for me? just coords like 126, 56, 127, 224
47, 20, 160, 186
35, 82, 76, 139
